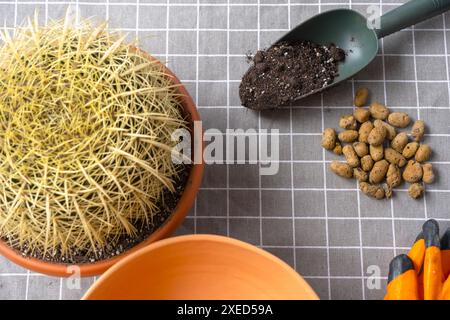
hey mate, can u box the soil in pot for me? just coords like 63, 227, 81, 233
239, 41, 345, 110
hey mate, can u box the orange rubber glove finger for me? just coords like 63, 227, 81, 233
407, 232, 425, 299
385, 254, 419, 300
439, 275, 450, 300
423, 219, 444, 300
441, 228, 450, 279
408, 232, 425, 274
417, 270, 424, 300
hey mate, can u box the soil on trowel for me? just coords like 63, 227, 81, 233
239, 41, 345, 110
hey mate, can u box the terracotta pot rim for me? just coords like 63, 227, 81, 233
0, 49, 204, 277
83, 234, 319, 300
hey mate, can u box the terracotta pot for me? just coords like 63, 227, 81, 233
0, 49, 204, 277
83, 234, 319, 300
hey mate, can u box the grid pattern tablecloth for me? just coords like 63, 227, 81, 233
1, 0, 450, 300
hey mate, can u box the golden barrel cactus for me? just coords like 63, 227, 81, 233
0, 16, 187, 258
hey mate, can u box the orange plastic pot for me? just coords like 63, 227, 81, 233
83, 234, 319, 300
0, 49, 204, 277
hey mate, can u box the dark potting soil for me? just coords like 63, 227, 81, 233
239, 41, 345, 110
4, 164, 191, 264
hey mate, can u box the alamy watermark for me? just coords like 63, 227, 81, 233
171, 121, 280, 176
367, 5, 381, 30
366, 264, 382, 290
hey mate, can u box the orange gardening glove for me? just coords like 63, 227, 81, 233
423, 219, 444, 300
408, 232, 425, 274
441, 228, 450, 279
385, 254, 419, 300
407, 232, 425, 299
440, 274, 450, 300
439, 228, 450, 300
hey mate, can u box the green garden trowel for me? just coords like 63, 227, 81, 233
275, 0, 450, 101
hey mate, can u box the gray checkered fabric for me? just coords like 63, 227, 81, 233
0, 0, 449, 300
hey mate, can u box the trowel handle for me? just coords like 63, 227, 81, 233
376, 0, 450, 38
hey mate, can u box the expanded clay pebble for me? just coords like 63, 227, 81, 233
320, 88, 436, 200
354, 88, 369, 107
361, 155, 374, 172
338, 130, 359, 143
402, 142, 419, 159
415, 144, 432, 163
391, 132, 409, 153
368, 126, 386, 146
330, 161, 353, 178
411, 120, 425, 142
360, 182, 385, 200
383, 184, 393, 199
369, 102, 390, 120
370, 144, 384, 162
353, 108, 370, 123
354, 168, 368, 182
386, 164, 402, 188
422, 163, 435, 184
321, 128, 337, 150
343, 145, 360, 167
385, 148, 407, 168
333, 142, 343, 155
358, 121, 373, 143
339, 114, 357, 130
408, 183, 424, 199
353, 142, 369, 157
388, 112, 411, 128
403, 160, 423, 183
374, 119, 397, 140
370, 160, 389, 184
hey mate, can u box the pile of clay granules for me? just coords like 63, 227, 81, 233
321, 88, 436, 200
